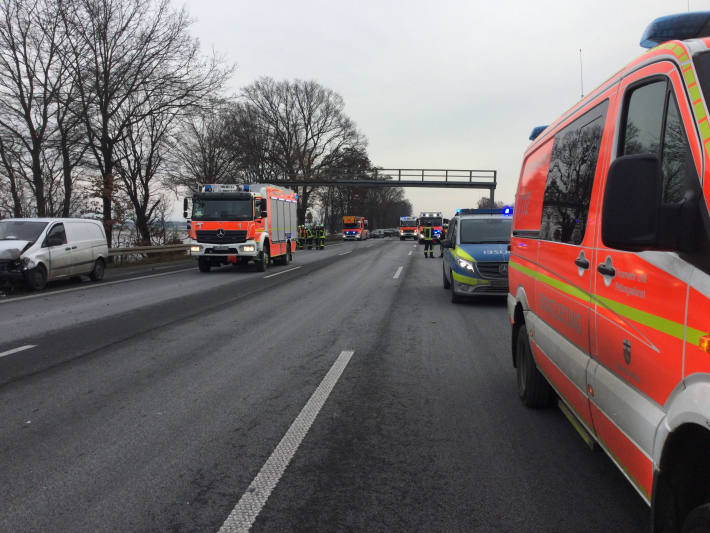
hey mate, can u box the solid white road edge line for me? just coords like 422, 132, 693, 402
218, 349, 355, 533
0, 268, 196, 305
338, 250, 352, 256
393, 266, 403, 279
263, 266, 302, 279
0, 345, 36, 359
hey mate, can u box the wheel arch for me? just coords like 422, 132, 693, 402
510, 285, 530, 368
652, 421, 710, 531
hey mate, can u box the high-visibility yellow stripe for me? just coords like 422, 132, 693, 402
509, 259, 707, 343
452, 271, 489, 286
454, 246, 476, 262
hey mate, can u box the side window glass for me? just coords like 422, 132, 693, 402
661, 95, 694, 204
539, 100, 608, 245
45, 224, 67, 247
621, 81, 667, 156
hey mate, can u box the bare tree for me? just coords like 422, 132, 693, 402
166, 100, 243, 192
241, 78, 363, 224
0, 0, 69, 216
60, 0, 230, 245
114, 95, 174, 245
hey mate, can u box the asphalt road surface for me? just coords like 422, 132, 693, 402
0, 238, 649, 532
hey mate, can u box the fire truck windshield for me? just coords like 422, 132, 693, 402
343, 222, 360, 229
419, 217, 442, 226
192, 198, 253, 221
459, 218, 512, 244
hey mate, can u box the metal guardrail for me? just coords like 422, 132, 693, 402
108, 244, 190, 257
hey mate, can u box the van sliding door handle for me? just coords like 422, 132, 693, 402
71, 246, 77, 249
574, 257, 590, 269
64, 247, 71, 251
597, 263, 615, 277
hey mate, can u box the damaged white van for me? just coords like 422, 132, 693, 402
0, 218, 108, 291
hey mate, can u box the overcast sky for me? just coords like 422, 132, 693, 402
178, 0, 707, 220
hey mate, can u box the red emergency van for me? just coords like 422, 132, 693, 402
508, 12, 710, 531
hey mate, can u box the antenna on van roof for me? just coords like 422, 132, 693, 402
579, 48, 584, 100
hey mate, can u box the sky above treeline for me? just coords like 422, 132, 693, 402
178, 0, 706, 219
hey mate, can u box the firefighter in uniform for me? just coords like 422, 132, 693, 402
316, 224, 326, 249
422, 223, 434, 258
297, 225, 305, 250
306, 225, 314, 249
439, 222, 449, 257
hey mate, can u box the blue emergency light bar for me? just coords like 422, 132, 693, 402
456, 207, 513, 216
640, 11, 710, 48
529, 125, 548, 141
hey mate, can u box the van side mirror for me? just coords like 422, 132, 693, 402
183, 198, 189, 219
260, 198, 267, 217
441, 239, 453, 248
602, 154, 690, 252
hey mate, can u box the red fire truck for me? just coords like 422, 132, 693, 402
185, 183, 297, 272
342, 216, 369, 240
399, 216, 418, 240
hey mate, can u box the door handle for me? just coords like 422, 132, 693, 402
64, 247, 71, 251
575, 257, 590, 269
71, 246, 77, 249
597, 262, 615, 277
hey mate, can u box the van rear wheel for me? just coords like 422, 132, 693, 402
89, 259, 105, 281
516, 324, 554, 408
682, 503, 710, 533
25, 264, 47, 291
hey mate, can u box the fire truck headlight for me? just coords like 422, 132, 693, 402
241, 245, 255, 252
190, 245, 201, 253
456, 257, 476, 274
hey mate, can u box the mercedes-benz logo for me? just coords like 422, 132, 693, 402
499, 263, 508, 275
216, 229, 225, 239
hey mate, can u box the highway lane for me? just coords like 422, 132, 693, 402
0, 239, 649, 532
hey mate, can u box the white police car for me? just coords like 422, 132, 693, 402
441, 208, 512, 302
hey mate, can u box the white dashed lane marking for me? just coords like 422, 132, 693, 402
263, 266, 302, 279
0, 345, 36, 359
393, 266, 403, 279
218, 350, 355, 533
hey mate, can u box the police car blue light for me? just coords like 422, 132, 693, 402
640, 11, 710, 48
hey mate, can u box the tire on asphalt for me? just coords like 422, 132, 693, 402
682, 503, 710, 533
89, 258, 105, 281
516, 324, 555, 408
198, 257, 211, 272
450, 270, 461, 303
25, 263, 47, 291
256, 245, 269, 272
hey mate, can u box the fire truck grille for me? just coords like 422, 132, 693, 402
476, 262, 508, 279
196, 230, 248, 244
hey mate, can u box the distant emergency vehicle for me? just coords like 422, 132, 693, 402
399, 216, 418, 240
342, 216, 369, 240
442, 208, 512, 302
508, 12, 710, 530
185, 183, 297, 272
417, 212, 443, 243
